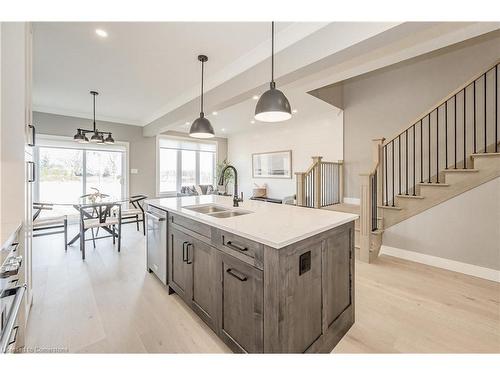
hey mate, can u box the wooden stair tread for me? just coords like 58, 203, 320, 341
378, 205, 402, 210
471, 152, 500, 157
418, 182, 450, 187
396, 194, 424, 199
443, 168, 479, 172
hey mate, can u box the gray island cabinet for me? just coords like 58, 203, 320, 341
145, 196, 357, 353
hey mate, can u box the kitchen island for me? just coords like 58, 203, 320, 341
145, 195, 358, 353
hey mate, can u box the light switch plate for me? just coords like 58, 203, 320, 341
130, 168, 138, 174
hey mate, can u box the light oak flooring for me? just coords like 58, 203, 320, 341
26, 225, 500, 353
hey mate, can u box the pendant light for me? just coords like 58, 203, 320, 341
189, 55, 215, 138
255, 22, 291, 122
73, 91, 115, 145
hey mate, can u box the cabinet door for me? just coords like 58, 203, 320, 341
168, 227, 191, 301
325, 228, 352, 327
219, 254, 263, 353
190, 239, 217, 330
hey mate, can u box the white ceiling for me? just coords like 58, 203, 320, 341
33, 21, 500, 137
32, 22, 313, 125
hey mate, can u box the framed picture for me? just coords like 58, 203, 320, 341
252, 150, 292, 179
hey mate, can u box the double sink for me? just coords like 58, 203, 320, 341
182, 204, 252, 219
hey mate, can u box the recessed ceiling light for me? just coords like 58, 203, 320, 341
185, 121, 190, 126
292, 109, 298, 114
95, 29, 108, 38
221, 128, 226, 132
252, 95, 259, 100
212, 111, 218, 116
250, 120, 255, 124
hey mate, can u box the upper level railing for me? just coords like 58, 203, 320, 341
295, 156, 343, 208
381, 60, 499, 207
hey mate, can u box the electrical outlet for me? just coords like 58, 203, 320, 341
130, 168, 138, 174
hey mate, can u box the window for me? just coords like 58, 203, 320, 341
157, 136, 217, 195
35, 135, 128, 205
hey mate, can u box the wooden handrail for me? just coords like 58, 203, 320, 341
383, 58, 500, 147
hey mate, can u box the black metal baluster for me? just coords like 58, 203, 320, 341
454, 95, 457, 169
473, 80, 476, 154
464, 88, 467, 168
384, 145, 388, 206
436, 108, 439, 183
398, 135, 401, 195
405, 129, 409, 194
428, 114, 431, 182
484, 73, 487, 152
445, 101, 448, 169
392, 141, 395, 207
413, 124, 416, 195
420, 119, 423, 182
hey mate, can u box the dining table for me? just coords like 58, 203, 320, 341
53, 194, 129, 246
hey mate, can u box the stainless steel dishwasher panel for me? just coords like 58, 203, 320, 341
146, 206, 167, 285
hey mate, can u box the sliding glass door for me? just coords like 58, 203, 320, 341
35, 137, 127, 205
38, 147, 84, 204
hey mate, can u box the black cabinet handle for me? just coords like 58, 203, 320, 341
182, 241, 188, 262
28, 124, 36, 146
186, 243, 193, 264
226, 268, 247, 282
226, 240, 248, 252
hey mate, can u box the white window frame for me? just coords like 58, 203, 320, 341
156, 134, 218, 197
34, 134, 130, 202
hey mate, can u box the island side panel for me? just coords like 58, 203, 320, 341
264, 221, 355, 353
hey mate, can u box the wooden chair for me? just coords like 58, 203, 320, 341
79, 202, 121, 260
120, 195, 147, 235
32, 202, 68, 250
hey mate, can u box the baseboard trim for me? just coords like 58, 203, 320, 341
380, 245, 500, 283
343, 197, 360, 205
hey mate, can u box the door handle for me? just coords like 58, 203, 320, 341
226, 268, 247, 282
182, 241, 188, 262
28, 161, 35, 182
145, 212, 165, 222
28, 124, 36, 146
186, 243, 193, 264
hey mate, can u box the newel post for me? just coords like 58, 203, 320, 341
312, 156, 322, 208
295, 172, 305, 206
372, 138, 385, 208
359, 173, 371, 263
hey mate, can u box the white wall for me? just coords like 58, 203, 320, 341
227, 100, 343, 199
383, 177, 500, 271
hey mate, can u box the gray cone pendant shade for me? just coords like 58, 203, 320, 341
255, 22, 291, 122
189, 55, 215, 138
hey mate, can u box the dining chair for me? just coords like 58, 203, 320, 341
79, 202, 121, 260
32, 202, 68, 250
120, 194, 147, 235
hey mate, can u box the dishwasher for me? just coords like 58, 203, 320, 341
145, 205, 167, 285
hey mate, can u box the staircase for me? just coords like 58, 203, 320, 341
296, 60, 500, 262
356, 59, 500, 262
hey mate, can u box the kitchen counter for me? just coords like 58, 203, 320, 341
145, 195, 358, 249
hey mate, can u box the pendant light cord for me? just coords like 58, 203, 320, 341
201, 59, 204, 115
93, 92, 96, 132
271, 21, 274, 84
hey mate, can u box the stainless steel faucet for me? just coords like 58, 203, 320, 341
218, 165, 243, 207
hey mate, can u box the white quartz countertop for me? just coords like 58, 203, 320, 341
145, 196, 358, 249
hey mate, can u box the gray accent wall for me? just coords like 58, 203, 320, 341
312, 30, 500, 199
33, 112, 227, 199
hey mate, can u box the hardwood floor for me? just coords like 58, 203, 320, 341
25, 225, 500, 353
